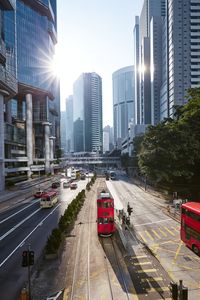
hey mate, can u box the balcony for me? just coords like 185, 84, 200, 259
0, 40, 6, 64
0, 65, 18, 96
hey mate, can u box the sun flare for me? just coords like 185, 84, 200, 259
50, 47, 63, 78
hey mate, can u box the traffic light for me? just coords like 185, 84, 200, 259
127, 206, 133, 216
169, 282, 178, 300
22, 251, 28, 267
29, 250, 34, 266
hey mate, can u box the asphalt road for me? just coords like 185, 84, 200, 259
107, 175, 200, 299
0, 178, 87, 300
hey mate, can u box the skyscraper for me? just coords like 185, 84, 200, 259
0, 1, 18, 191
139, 0, 163, 125
166, 0, 194, 119
112, 66, 135, 149
73, 72, 102, 153
2, 0, 60, 190
66, 95, 74, 153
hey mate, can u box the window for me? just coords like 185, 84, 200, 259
185, 225, 200, 241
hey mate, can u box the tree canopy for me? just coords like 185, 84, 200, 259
137, 88, 200, 201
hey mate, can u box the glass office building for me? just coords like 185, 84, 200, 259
3, 0, 60, 184
112, 66, 135, 148
73, 72, 103, 153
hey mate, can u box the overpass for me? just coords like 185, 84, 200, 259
60, 156, 121, 168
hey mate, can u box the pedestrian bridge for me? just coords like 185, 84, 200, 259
61, 156, 121, 168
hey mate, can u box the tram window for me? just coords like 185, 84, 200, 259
103, 218, 109, 224
109, 218, 114, 223
103, 202, 113, 208
98, 218, 103, 224
97, 202, 102, 207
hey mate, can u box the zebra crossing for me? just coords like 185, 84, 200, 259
137, 225, 180, 243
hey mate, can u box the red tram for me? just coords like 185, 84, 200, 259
97, 190, 115, 236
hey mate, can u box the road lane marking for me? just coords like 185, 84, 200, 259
133, 262, 151, 266
131, 255, 147, 259
136, 269, 157, 273
164, 226, 175, 236
0, 203, 61, 268
141, 277, 163, 282
0, 208, 41, 241
158, 227, 167, 237
138, 233, 147, 243
145, 230, 154, 241
0, 201, 40, 224
151, 229, 161, 239
133, 218, 171, 227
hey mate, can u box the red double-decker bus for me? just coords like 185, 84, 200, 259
97, 190, 115, 237
180, 202, 200, 255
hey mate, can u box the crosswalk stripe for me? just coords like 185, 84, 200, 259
134, 262, 151, 266
158, 227, 167, 237
152, 229, 161, 238
145, 230, 154, 241
164, 226, 175, 236
131, 255, 147, 259
137, 269, 157, 273
138, 233, 147, 243
141, 277, 163, 282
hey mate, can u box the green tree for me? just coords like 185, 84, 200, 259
138, 88, 200, 201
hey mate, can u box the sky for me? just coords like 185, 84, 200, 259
56, 0, 143, 127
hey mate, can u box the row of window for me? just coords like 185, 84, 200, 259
97, 202, 114, 208
98, 217, 114, 224
182, 208, 200, 221
185, 225, 200, 241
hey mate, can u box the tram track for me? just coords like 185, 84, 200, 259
100, 236, 131, 300
68, 179, 105, 300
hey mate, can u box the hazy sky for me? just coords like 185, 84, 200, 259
56, 0, 143, 126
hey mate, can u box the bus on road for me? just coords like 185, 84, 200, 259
181, 202, 200, 255
40, 191, 58, 208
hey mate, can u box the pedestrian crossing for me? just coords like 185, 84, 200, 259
137, 225, 180, 243
128, 254, 171, 299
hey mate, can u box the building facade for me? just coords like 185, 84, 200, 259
0, 0, 18, 191
73, 72, 103, 153
2, 0, 60, 190
65, 95, 73, 153
112, 66, 135, 149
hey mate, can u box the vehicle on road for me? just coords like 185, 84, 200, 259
34, 191, 44, 198
80, 173, 86, 180
110, 171, 117, 180
40, 191, 58, 208
63, 181, 70, 188
70, 182, 77, 189
97, 190, 115, 236
181, 202, 200, 255
51, 181, 60, 188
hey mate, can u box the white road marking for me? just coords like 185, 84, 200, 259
133, 218, 171, 227
0, 208, 42, 241
0, 204, 61, 268
0, 200, 40, 224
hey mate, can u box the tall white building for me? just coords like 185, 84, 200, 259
166, 0, 195, 118
73, 73, 103, 153
66, 95, 74, 153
